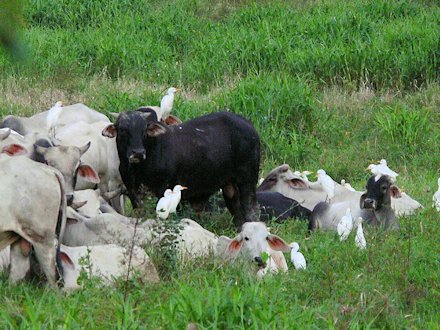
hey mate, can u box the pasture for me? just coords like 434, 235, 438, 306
0, 0, 439, 328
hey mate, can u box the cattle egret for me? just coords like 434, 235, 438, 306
355, 217, 367, 249
156, 185, 188, 220
337, 208, 353, 241
46, 101, 63, 139
341, 179, 356, 192
159, 87, 178, 121
433, 178, 440, 212
258, 177, 265, 186
290, 242, 306, 270
367, 159, 398, 182
317, 169, 335, 201
156, 189, 173, 220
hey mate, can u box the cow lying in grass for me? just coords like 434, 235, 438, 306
310, 175, 401, 231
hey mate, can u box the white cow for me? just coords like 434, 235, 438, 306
0, 103, 110, 135
0, 156, 67, 286
58, 244, 159, 290
216, 222, 291, 278
57, 121, 124, 212
258, 164, 423, 216
0, 246, 10, 273
63, 207, 153, 247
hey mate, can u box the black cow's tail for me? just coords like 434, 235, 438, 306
54, 170, 67, 285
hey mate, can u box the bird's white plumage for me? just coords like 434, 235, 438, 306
317, 169, 335, 201
159, 87, 178, 121
341, 179, 356, 192
46, 101, 63, 139
354, 217, 367, 249
433, 178, 440, 212
156, 189, 173, 220
367, 159, 398, 182
337, 208, 353, 241
290, 242, 306, 270
155, 185, 187, 220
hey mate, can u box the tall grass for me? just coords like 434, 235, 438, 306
1, 0, 438, 90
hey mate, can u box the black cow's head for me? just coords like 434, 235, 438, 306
102, 108, 158, 164
360, 175, 401, 210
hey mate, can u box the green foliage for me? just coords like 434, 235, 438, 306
375, 104, 431, 152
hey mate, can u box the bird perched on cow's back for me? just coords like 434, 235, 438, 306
433, 178, 440, 212
46, 101, 63, 140
337, 208, 353, 241
317, 169, 335, 202
341, 179, 356, 192
155, 185, 188, 220
367, 159, 398, 182
290, 242, 306, 270
159, 87, 179, 121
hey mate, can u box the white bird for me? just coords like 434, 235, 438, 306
317, 169, 335, 201
156, 189, 173, 220
258, 177, 265, 186
367, 159, 398, 182
159, 87, 178, 121
290, 242, 306, 270
433, 178, 440, 212
337, 208, 353, 241
46, 101, 63, 140
341, 179, 356, 192
354, 217, 367, 249
155, 185, 188, 220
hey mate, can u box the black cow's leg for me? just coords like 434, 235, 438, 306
238, 182, 259, 224
222, 183, 245, 229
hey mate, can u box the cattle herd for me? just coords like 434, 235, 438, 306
0, 99, 430, 290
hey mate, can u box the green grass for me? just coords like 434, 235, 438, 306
0, 0, 440, 328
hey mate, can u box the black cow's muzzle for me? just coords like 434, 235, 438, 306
128, 151, 146, 163
363, 198, 377, 210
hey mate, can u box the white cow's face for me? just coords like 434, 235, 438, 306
258, 164, 308, 193
225, 222, 291, 268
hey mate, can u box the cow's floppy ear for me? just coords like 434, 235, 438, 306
360, 193, 366, 209
2, 143, 28, 156
267, 234, 291, 252
390, 185, 402, 198
78, 164, 100, 184
164, 115, 182, 126
102, 124, 117, 138
218, 234, 243, 258
78, 142, 91, 156
146, 123, 167, 137
288, 178, 308, 189
0, 128, 11, 141
59, 251, 75, 269
70, 200, 88, 210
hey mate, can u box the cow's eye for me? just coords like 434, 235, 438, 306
265, 236, 269, 241
244, 237, 249, 241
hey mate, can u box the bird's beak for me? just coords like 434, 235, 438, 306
181, 186, 188, 190
176, 88, 181, 92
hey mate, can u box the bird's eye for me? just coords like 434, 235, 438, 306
265, 236, 269, 241
244, 237, 249, 241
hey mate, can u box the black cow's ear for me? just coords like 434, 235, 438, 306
146, 123, 167, 137
360, 193, 366, 209
164, 115, 182, 126
390, 185, 402, 198
102, 124, 117, 138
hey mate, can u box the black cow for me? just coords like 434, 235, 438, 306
309, 175, 401, 231
102, 110, 261, 228
257, 191, 311, 223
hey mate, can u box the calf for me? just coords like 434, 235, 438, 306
310, 175, 401, 231
0, 156, 67, 286
102, 110, 261, 228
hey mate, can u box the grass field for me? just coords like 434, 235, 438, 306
0, 0, 439, 328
